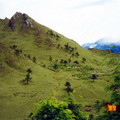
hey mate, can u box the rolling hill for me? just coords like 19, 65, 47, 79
0, 12, 119, 120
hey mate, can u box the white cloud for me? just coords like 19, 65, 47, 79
0, 0, 120, 45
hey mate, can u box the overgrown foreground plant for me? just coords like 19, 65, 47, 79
31, 97, 87, 120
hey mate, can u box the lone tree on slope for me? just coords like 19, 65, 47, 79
33, 56, 36, 63
91, 74, 97, 82
25, 73, 32, 85
65, 82, 73, 96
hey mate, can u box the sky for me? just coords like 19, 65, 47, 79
0, 0, 120, 45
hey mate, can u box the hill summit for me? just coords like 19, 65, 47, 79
9, 12, 33, 30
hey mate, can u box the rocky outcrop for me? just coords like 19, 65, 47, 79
8, 12, 33, 30
23, 13, 33, 28
12, 12, 23, 20
9, 12, 22, 30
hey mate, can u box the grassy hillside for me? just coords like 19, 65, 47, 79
0, 12, 119, 120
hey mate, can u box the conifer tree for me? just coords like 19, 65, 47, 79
25, 73, 32, 85
65, 82, 73, 96
33, 56, 36, 63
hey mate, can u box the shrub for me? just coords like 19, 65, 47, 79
31, 97, 87, 120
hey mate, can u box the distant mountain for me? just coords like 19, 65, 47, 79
82, 38, 120, 54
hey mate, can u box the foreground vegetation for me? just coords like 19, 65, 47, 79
31, 97, 87, 120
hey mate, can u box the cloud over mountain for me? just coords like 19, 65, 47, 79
82, 38, 120, 53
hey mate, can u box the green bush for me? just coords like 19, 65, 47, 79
31, 97, 87, 120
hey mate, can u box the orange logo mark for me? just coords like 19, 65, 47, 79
107, 104, 117, 111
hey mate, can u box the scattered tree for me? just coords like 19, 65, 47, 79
63, 60, 68, 66
71, 53, 75, 57
75, 52, 79, 57
33, 56, 36, 63
28, 54, 31, 59
60, 59, 64, 64
10, 45, 17, 50
49, 56, 52, 62
25, 73, 32, 85
53, 64, 59, 70
15, 49, 20, 55
65, 82, 73, 96
20, 69, 32, 85
82, 57, 86, 63
47, 30, 60, 41
64, 43, 69, 50
57, 44, 61, 49
73, 60, 79, 64
69, 47, 74, 53
56, 34, 60, 40
91, 74, 97, 82
10, 45, 23, 56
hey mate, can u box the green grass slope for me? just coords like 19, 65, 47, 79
0, 12, 119, 120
